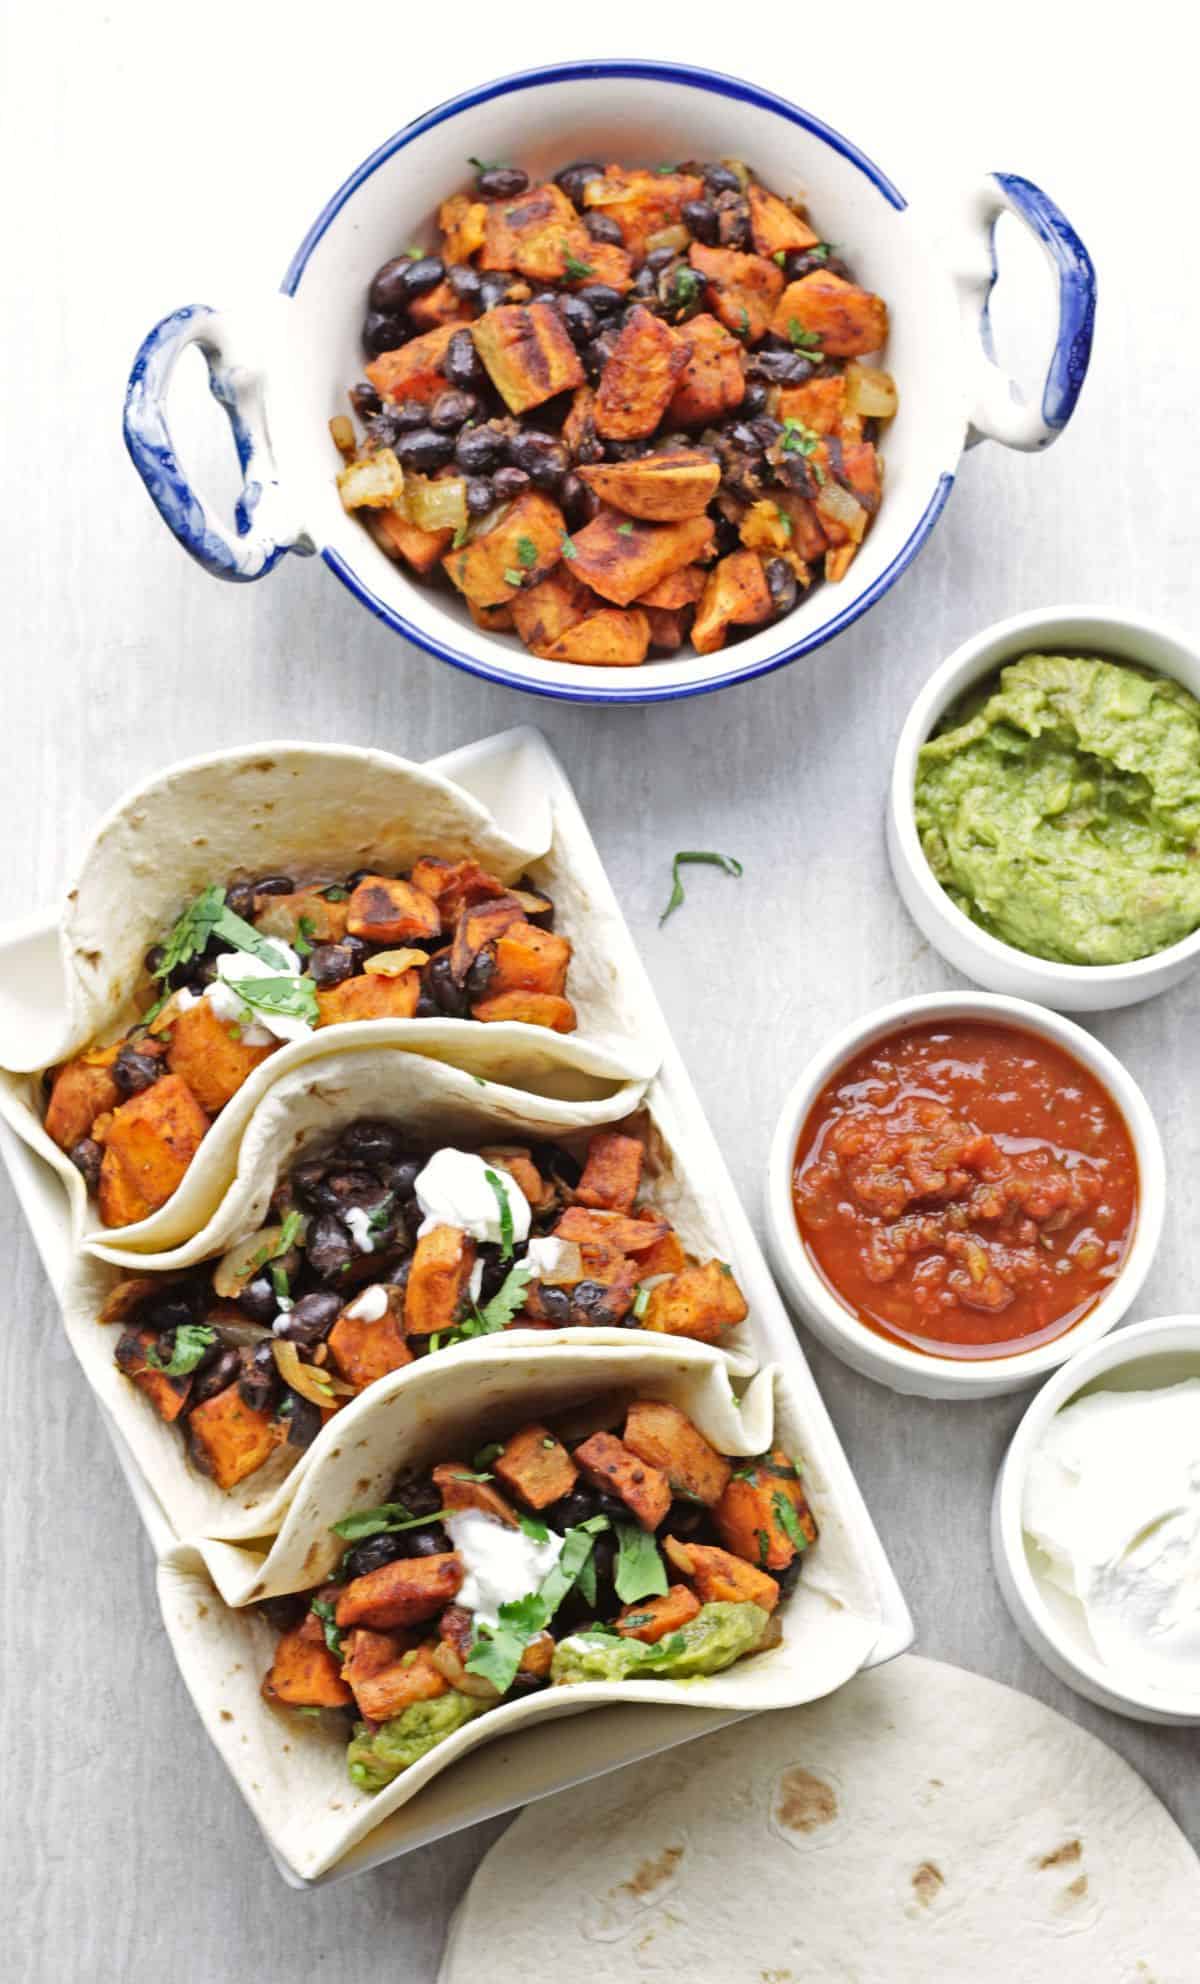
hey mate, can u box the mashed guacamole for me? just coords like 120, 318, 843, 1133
914, 653, 1200, 965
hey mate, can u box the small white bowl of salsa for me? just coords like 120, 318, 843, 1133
888, 605, 1200, 1012
765, 992, 1164, 1399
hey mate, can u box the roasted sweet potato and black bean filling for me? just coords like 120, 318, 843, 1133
259, 1393, 816, 1791
43, 858, 572, 1225
104, 1121, 749, 1491
334, 156, 896, 666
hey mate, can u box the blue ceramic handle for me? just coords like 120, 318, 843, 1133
957, 173, 1096, 451
123, 303, 310, 581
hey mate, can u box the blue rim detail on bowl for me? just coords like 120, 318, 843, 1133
281, 58, 905, 296
992, 173, 1096, 433
321, 474, 954, 705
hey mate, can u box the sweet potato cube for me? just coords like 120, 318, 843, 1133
771, 272, 888, 356
555, 1205, 671, 1254
663, 1537, 780, 1612
327, 1287, 413, 1390
747, 182, 819, 259
411, 857, 508, 929
579, 451, 720, 522
469, 599, 516, 632
634, 1229, 687, 1278
583, 168, 704, 260
46, 1047, 121, 1150
471, 305, 584, 414
369, 510, 453, 574
567, 240, 633, 292
641, 606, 686, 652
114, 1325, 193, 1424
335, 1553, 464, 1630
576, 1133, 644, 1214
480, 181, 585, 281
449, 893, 527, 982
538, 608, 651, 666
253, 885, 349, 945
432, 1462, 519, 1525
493, 1423, 578, 1509
346, 1640, 447, 1722
404, 1225, 476, 1336
643, 1259, 749, 1343
637, 564, 709, 610
573, 1431, 671, 1530
97, 1074, 210, 1227
828, 439, 882, 515
774, 375, 848, 436
623, 1400, 732, 1506
365, 324, 460, 404
477, 1146, 549, 1210
667, 314, 746, 427
346, 875, 439, 944
562, 383, 600, 458
692, 550, 773, 656
408, 281, 474, 331
315, 971, 420, 1026
186, 1379, 284, 1490
262, 1624, 353, 1708
439, 192, 487, 264
594, 307, 689, 440
488, 923, 571, 1000
689, 244, 784, 343
568, 510, 714, 608
714, 1453, 818, 1571
510, 567, 593, 652
443, 488, 567, 606
166, 999, 276, 1114
774, 489, 829, 561
471, 990, 577, 1030
616, 1584, 701, 1644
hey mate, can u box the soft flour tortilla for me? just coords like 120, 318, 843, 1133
441, 1654, 1200, 1982
0, 739, 662, 1252
157, 1342, 882, 1883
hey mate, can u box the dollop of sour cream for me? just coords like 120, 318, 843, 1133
1023, 1380, 1200, 1694
414, 1149, 531, 1248
442, 1509, 563, 1629
204, 941, 314, 1045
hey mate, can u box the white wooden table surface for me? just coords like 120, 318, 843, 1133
4, 2, 1197, 1975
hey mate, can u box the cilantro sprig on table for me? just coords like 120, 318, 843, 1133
659, 850, 744, 927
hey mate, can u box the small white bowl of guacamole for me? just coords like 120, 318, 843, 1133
889, 606, 1200, 1010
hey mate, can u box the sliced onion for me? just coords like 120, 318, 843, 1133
363, 948, 428, 978
329, 414, 357, 458
405, 474, 468, 534
644, 223, 690, 255
336, 447, 405, 513
213, 1223, 303, 1300
466, 498, 513, 543
535, 1240, 583, 1287
430, 1640, 501, 1701
721, 157, 750, 189
272, 1338, 354, 1406
815, 479, 868, 544
843, 362, 898, 419
511, 887, 552, 917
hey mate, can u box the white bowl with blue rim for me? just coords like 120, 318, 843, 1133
124, 59, 1096, 706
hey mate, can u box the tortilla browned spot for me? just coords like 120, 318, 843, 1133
911, 1862, 944, 1907
1039, 1839, 1083, 1869
775, 1765, 837, 1832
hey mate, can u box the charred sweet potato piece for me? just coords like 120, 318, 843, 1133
471, 304, 585, 414
477, 1146, 549, 1210
472, 990, 577, 1030
663, 1537, 779, 1612
642, 1259, 749, 1343
187, 1379, 285, 1490
771, 272, 888, 356
347, 1640, 447, 1721
634, 1229, 687, 1278
114, 1325, 193, 1423
432, 1462, 519, 1525
262, 1622, 353, 1708
410, 857, 508, 929
510, 567, 594, 651
365, 324, 460, 404
439, 192, 488, 264
444, 488, 567, 606
774, 375, 848, 436
642, 606, 688, 652
773, 489, 829, 562
368, 510, 453, 574
327, 1287, 413, 1390
336, 1553, 464, 1630
623, 1400, 732, 1506
555, 1205, 671, 1255
616, 1584, 702, 1644
488, 922, 571, 999
449, 893, 528, 983
579, 451, 720, 521
568, 510, 714, 608
667, 314, 745, 427
747, 182, 819, 259
574, 1431, 671, 1530
738, 499, 800, 566
567, 240, 634, 292
576, 1132, 644, 1214
538, 608, 651, 666
408, 280, 474, 331
315, 971, 420, 1026
583, 167, 704, 260
165, 999, 276, 1114
562, 383, 600, 460
825, 439, 882, 516
714, 1453, 818, 1571
637, 563, 709, 610
493, 1423, 578, 1509
825, 544, 857, 582
45, 1048, 121, 1149
404, 1225, 476, 1336
347, 875, 441, 945
692, 550, 773, 655
254, 885, 350, 945
469, 599, 516, 633
594, 307, 689, 441
689, 244, 784, 343
480, 181, 586, 281
97, 1075, 210, 1227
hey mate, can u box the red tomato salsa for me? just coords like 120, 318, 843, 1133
791, 1021, 1138, 1359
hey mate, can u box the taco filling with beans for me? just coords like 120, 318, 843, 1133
259, 1395, 817, 1792
104, 1120, 749, 1491
43, 859, 573, 1226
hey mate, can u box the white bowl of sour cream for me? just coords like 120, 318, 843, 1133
992, 1315, 1200, 1724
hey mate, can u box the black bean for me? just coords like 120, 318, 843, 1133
415, 993, 438, 1018
464, 947, 496, 1003
382, 1257, 412, 1295
238, 1272, 278, 1325
681, 198, 719, 245
322, 1169, 389, 1215
344, 1533, 409, 1580
530, 290, 560, 310
284, 1391, 323, 1450
381, 1155, 422, 1201
702, 162, 743, 196
538, 1144, 582, 1192
534, 1284, 572, 1326
717, 202, 751, 250
548, 1486, 601, 1529
465, 477, 494, 516
603, 439, 644, 463
113, 1044, 163, 1097
443, 328, 486, 392
582, 333, 617, 383
190, 1346, 242, 1406
426, 951, 470, 1018
479, 274, 511, 313
476, 165, 529, 200
583, 211, 623, 247
740, 379, 768, 417
446, 263, 483, 307
342, 934, 368, 964
399, 256, 445, 299
490, 465, 531, 505
144, 1283, 207, 1334
349, 380, 382, 419
275, 1290, 342, 1346
507, 429, 567, 491
643, 245, 678, 275
593, 1491, 631, 1522
750, 416, 784, 448
306, 1214, 354, 1281
363, 311, 406, 358
143, 945, 166, 976
224, 880, 257, 920
632, 265, 659, 302
368, 258, 416, 314
556, 293, 596, 345
751, 349, 815, 385
507, 1671, 548, 1699
337, 1119, 404, 1166
253, 875, 295, 896
555, 160, 604, 208
68, 1137, 103, 1192
454, 422, 505, 473
570, 1280, 629, 1326
406, 1524, 451, 1557
764, 557, 798, 617
785, 248, 851, 282
307, 941, 355, 989
292, 1159, 337, 1210
577, 282, 624, 318
238, 1341, 281, 1414
429, 389, 479, 432
395, 427, 455, 472
667, 1497, 707, 1537
559, 472, 595, 530
713, 513, 742, 557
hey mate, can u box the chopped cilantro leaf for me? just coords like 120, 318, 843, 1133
613, 1520, 668, 1604
786, 317, 823, 356
503, 567, 525, 588
484, 1167, 515, 1258
562, 247, 595, 280
560, 533, 577, 560
519, 1513, 550, 1543
322, 884, 350, 902
616, 521, 635, 536
143, 1323, 215, 1376
659, 849, 744, 927
772, 1490, 811, 1553
309, 1597, 344, 1658
473, 1442, 503, 1470
515, 534, 539, 569
293, 915, 317, 958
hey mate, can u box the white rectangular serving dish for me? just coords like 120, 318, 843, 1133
0, 724, 912, 1886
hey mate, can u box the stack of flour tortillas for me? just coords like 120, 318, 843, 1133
439, 1657, 1200, 1981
